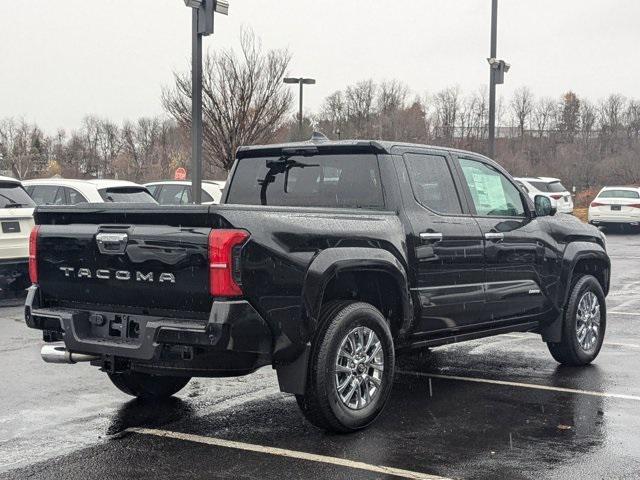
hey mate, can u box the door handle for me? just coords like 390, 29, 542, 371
484, 232, 504, 241
420, 232, 443, 242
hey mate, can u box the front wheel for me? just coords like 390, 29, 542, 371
108, 372, 191, 400
547, 274, 606, 366
296, 301, 395, 433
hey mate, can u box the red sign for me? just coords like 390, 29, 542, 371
174, 167, 187, 181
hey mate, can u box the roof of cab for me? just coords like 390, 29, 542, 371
236, 138, 491, 161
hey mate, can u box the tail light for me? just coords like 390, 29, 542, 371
590, 202, 605, 208
29, 226, 40, 284
550, 194, 563, 200
629, 204, 640, 209
208, 229, 249, 297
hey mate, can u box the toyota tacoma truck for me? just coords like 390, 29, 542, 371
25, 139, 610, 432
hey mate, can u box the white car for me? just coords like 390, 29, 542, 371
0, 176, 35, 292
23, 178, 157, 205
514, 177, 574, 214
588, 186, 640, 229
145, 180, 225, 205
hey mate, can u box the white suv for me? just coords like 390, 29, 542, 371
23, 178, 157, 205
0, 176, 35, 293
514, 177, 574, 214
589, 186, 640, 229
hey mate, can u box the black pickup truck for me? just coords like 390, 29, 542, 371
25, 139, 610, 432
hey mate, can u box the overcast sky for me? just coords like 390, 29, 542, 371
1, 0, 639, 133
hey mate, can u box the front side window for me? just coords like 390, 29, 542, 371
404, 153, 462, 214
458, 158, 525, 217
226, 153, 384, 209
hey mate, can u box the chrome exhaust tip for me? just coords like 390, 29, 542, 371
41, 345, 99, 364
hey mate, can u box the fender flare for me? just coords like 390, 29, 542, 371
301, 247, 413, 340
540, 241, 610, 343
558, 242, 610, 306
276, 247, 412, 395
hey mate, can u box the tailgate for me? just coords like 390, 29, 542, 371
34, 204, 230, 313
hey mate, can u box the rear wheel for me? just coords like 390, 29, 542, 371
296, 301, 395, 433
108, 372, 191, 399
547, 274, 606, 366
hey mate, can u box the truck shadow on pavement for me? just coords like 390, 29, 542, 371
107, 397, 196, 436
104, 348, 610, 480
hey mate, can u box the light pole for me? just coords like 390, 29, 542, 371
284, 77, 316, 140
487, 0, 509, 158
182, 0, 229, 204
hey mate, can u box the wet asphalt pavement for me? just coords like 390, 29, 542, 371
2, 233, 640, 479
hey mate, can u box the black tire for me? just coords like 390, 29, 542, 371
547, 274, 606, 366
296, 301, 395, 433
108, 372, 191, 399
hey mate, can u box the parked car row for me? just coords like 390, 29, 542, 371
19, 178, 226, 206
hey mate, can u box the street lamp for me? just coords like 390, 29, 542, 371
284, 77, 316, 140
487, 0, 509, 159
182, 0, 229, 204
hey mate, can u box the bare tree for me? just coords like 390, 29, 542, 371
510, 86, 534, 137
163, 29, 292, 171
532, 97, 557, 137
377, 80, 408, 114
558, 91, 580, 141
580, 100, 596, 142
345, 80, 377, 136
0, 119, 47, 179
119, 117, 161, 182
433, 86, 460, 140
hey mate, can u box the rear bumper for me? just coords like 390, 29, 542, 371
557, 202, 573, 214
589, 217, 640, 226
24, 286, 273, 377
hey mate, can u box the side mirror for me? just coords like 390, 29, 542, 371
534, 195, 557, 217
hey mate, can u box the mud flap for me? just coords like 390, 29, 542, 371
275, 345, 310, 395
539, 311, 564, 343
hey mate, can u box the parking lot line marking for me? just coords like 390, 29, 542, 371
609, 311, 640, 316
398, 371, 640, 402
126, 427, 449, 480
500, 333, 640, 349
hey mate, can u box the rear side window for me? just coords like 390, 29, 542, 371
404, 153, 462, 214
529, 181, 566, 193
598, 189, 640, 199
0, 182, 36, 208
157, 185, 189, 205
65, 187, 87, 205
99, 187, 156, 203
201, 189, 214, 203
226, 154, 384, 209
27, 185, 64, 205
